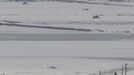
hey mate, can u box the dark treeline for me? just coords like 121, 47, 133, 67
0, 0, 134, 2
0, 0, 50, 2
0, 0, 64, 2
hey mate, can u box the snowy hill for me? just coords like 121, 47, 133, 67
0, 1, 134, 40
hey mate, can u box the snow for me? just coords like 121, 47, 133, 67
0, 1, 134, 34
0, 41, 134, 75
0, 1, 134, 75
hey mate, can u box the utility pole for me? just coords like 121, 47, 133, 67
124, 63, 128, 75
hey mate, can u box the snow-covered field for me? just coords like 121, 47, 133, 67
1, 41, 134, 75
0, 1, 134, 75
0, 1, 134, 34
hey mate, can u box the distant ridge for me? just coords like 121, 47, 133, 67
1, 56, 134, 61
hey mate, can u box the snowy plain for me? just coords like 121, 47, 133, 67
1, 41, 134, 75
0, 1, 134, 75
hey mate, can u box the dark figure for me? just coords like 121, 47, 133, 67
48, 66, 57, 69
23, 1, 28, 5
82, 8, 89, 11
92, 15, 99, 19
114, 72, 117, 75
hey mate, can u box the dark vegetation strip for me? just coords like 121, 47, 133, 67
49, 0, 134, 7
1, 56, 134, 61
0, 22, 92, 32
83, 57, 134, 61
0, 56, 134, 61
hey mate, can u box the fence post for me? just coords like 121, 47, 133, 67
99, 70, 101, 75
121, 65, 124, 75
